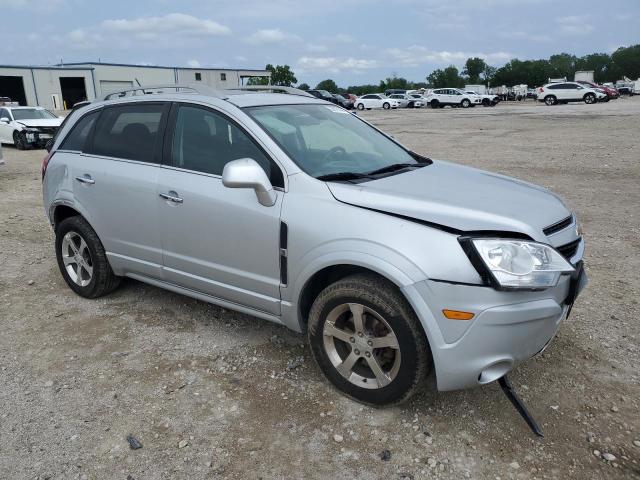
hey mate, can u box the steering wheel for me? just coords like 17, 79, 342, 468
322, 146, 347, 164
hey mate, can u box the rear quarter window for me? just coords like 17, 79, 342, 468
59, 110, 100, 151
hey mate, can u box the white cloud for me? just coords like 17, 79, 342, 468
306, 44, 328, 53
0, 0, 64, 10
187, 59, 201, 68
385, 46, 514, 67
297, 56, 379, 73
246, 29, 300, 45
102, 13, 231, 39
556, 15, 594, 35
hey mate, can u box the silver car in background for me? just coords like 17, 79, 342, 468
42, 85, 587, 414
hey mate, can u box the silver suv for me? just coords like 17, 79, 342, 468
43, 85, 587, 409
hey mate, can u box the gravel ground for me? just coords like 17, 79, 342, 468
0, 99, 639, 480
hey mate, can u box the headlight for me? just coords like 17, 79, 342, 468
460, 238, 574, 289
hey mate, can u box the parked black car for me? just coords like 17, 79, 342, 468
308, 90, 339, 103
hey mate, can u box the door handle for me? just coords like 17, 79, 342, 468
159, 192, 183, 204
75, 175, 95, 185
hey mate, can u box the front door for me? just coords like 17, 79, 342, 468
158, 103, 284, 315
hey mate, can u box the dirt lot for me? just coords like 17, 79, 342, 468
1, 99, 639, 480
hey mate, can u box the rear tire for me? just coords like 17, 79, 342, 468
55, 216, 121, 298
308, 273, 432, 406
357, 103, 364, 110
544, 95, 557, 106
430, 100, 439, 109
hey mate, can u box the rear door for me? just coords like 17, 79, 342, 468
75, 102, 170, 278
157, 102, 285, 315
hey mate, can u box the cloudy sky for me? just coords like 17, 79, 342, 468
2, 0, 639, 86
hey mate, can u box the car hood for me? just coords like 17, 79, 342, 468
327, 160, 571, 238
16, 119, 62, 128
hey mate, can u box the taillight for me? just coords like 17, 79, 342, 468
41, 151, 53, 180
539, 87, 544, 93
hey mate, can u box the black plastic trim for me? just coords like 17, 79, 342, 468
543, 215, 573, 236
279, 221, 288, 285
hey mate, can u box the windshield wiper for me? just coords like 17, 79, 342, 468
365, 163, 426, 176
316, 171, 372, 182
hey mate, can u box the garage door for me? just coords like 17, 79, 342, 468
99, 80, 134, 97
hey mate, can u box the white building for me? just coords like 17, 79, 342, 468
0, 62, 271, 110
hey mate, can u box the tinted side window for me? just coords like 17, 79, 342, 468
88, 104, 165, 163
0, 108, 8, 119
170, 105, 284, 187
547, 84, 560, 90
59, 110, 99, 151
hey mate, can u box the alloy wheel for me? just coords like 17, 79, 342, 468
322, 303, 401, 389
61, 231, 94, 287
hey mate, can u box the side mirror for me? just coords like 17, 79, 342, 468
222, 158, 277, 207
0, 117, 10, 123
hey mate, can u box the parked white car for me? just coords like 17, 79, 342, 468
0, 106, 63, 149
354, 94, 400, 110
536, 82, 607, 106
464, 91, 499, 107
424, 89, 482, 108
387, 94, 423, 108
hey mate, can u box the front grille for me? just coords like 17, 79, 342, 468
556, 238, 580, 261
36, 127, 58, 135
543, 215, 573, 236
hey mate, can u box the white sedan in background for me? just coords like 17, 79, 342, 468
0, 106, 63, 149
387, 94, 423, 108
354, 94, 400, 110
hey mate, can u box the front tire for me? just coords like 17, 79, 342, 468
482, 98, 490, 107
584, 93, 596, 104
382, 102, 390, 110
461, 99, 471, 108
55, 216, 121, 298
308, 273, 431, 406
13, 130, 27, 150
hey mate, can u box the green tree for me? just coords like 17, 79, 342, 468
346, 84, 378, 95
462, 57, 487, 84
248, 64, 297, 86
427, 66, 463, 88
297, 83, 310, 91
548, 53, 577, 79
380, 75, 411, 91
609, 44, 640, 81
315, 79, 339, 92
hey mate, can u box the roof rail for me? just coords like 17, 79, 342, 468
100, 83, 223, 101
223, 85, 314, 97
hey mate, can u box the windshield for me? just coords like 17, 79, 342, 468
245, 104, 420, 179
12, 108, 57, 120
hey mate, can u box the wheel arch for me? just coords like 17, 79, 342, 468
294, 256, 416, 333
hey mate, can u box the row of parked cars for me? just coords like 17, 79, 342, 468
307, 88, 501, 111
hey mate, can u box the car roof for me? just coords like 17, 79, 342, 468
88, 91, 328, 109
6, 106, 45, 109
